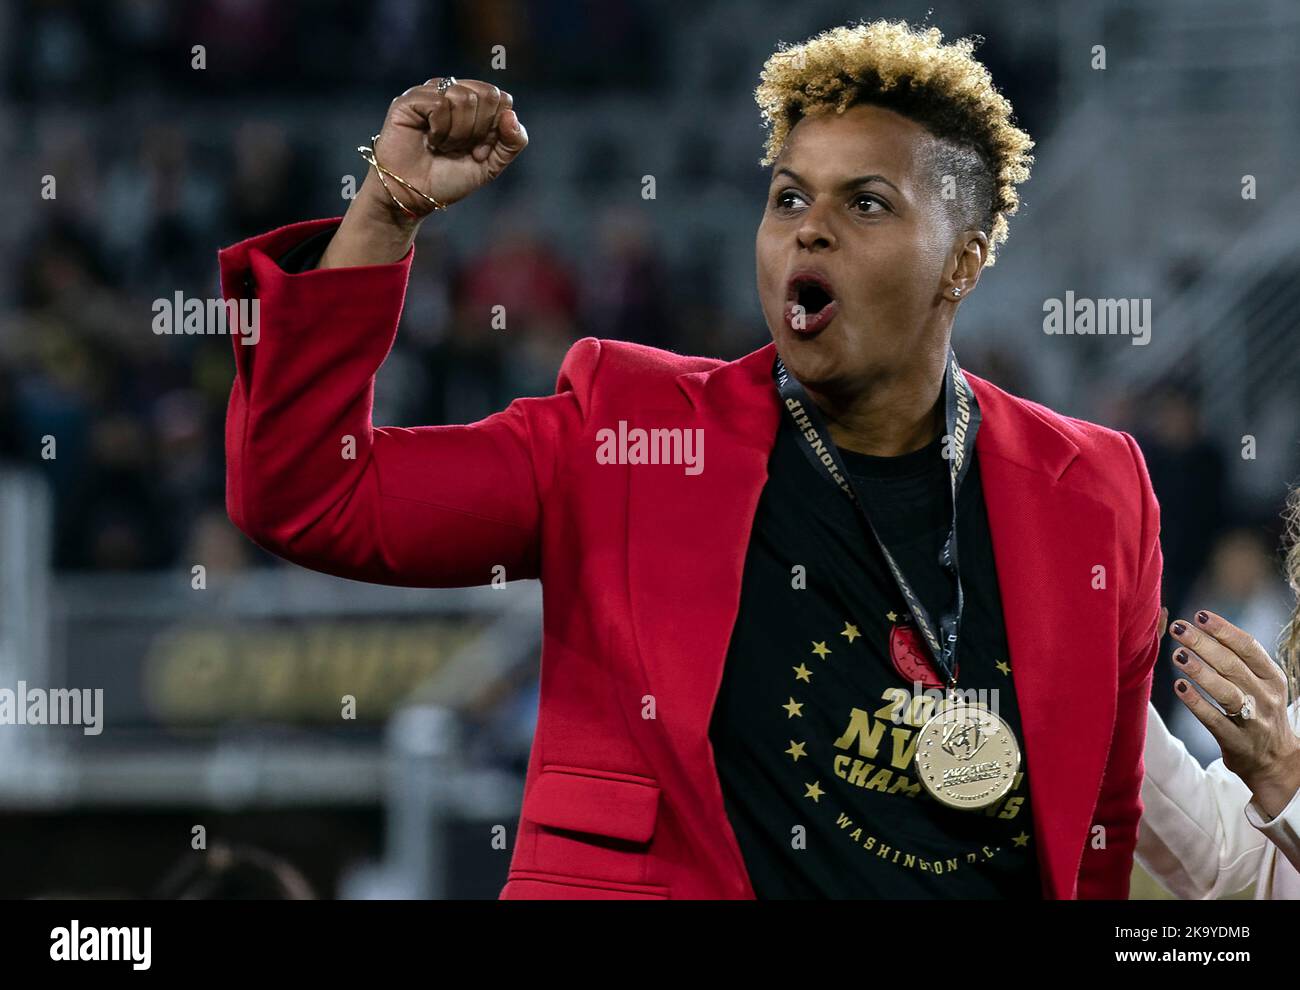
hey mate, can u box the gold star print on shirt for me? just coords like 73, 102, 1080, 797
774, 616, 1032, 880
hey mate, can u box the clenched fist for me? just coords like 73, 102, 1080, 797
375, 77, 527, 214
321, 77, 528, 269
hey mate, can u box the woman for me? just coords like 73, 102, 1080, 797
1137, 489, 1300, 898
219, 21, 1163, 898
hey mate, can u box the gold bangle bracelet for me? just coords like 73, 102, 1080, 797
356, 132, 448, 217
358, 146, 421, 219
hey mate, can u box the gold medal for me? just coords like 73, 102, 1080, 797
913, 699, 1020, 811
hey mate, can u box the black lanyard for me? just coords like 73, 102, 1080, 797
772, 349, 981, 688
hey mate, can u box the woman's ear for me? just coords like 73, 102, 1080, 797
944, 231, 987, 300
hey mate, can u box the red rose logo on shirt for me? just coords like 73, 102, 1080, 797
888, 616, 947, 689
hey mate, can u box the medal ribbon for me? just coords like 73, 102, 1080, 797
772, 349, 982, 688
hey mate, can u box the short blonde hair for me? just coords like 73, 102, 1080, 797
754, 19, 1034, 265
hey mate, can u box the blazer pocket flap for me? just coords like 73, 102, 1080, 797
527, 768, 661, 844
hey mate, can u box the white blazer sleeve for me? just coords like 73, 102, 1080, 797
1242, 701, 1300, 876
1136, 701, 1268, 898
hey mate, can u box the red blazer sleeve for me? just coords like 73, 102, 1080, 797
1077, 431, 1164, 898
219, 218, 596, 587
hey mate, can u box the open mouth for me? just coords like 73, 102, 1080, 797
795, 280, 834, 313
784, 272, 838, 335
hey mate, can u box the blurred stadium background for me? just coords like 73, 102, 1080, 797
0, 0, 1296, 898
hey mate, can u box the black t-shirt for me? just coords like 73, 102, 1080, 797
708, 407, 1041, 898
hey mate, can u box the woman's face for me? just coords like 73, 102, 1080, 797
755, 103, 958, 396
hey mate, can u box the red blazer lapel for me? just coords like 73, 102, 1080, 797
625, 344, 781, 743
970, 374, 1120, 898
623, 343, 778, 895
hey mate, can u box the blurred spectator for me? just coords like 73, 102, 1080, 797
183, 507, 252, 575
150, 841, 317, 899
581, 204, 673, 350
224, 121, 315, 243
0, 367, 22, 460
1135, 384, 1230, 722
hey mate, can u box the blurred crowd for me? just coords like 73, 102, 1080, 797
0, 0, 689, 572
5, 0, 668, 102
0, 1, 1296, 771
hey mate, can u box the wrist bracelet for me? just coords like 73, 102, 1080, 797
357, 132, 448, 218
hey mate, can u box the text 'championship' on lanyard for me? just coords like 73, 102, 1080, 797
772, 349, 981, 690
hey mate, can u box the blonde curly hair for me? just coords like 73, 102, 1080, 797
754, 19, 1034, 266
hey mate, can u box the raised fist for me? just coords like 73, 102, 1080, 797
366, 77, 527, 219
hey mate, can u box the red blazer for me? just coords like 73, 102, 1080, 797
220, 219, 1164, 900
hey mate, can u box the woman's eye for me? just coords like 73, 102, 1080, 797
774, 190, 885, 213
